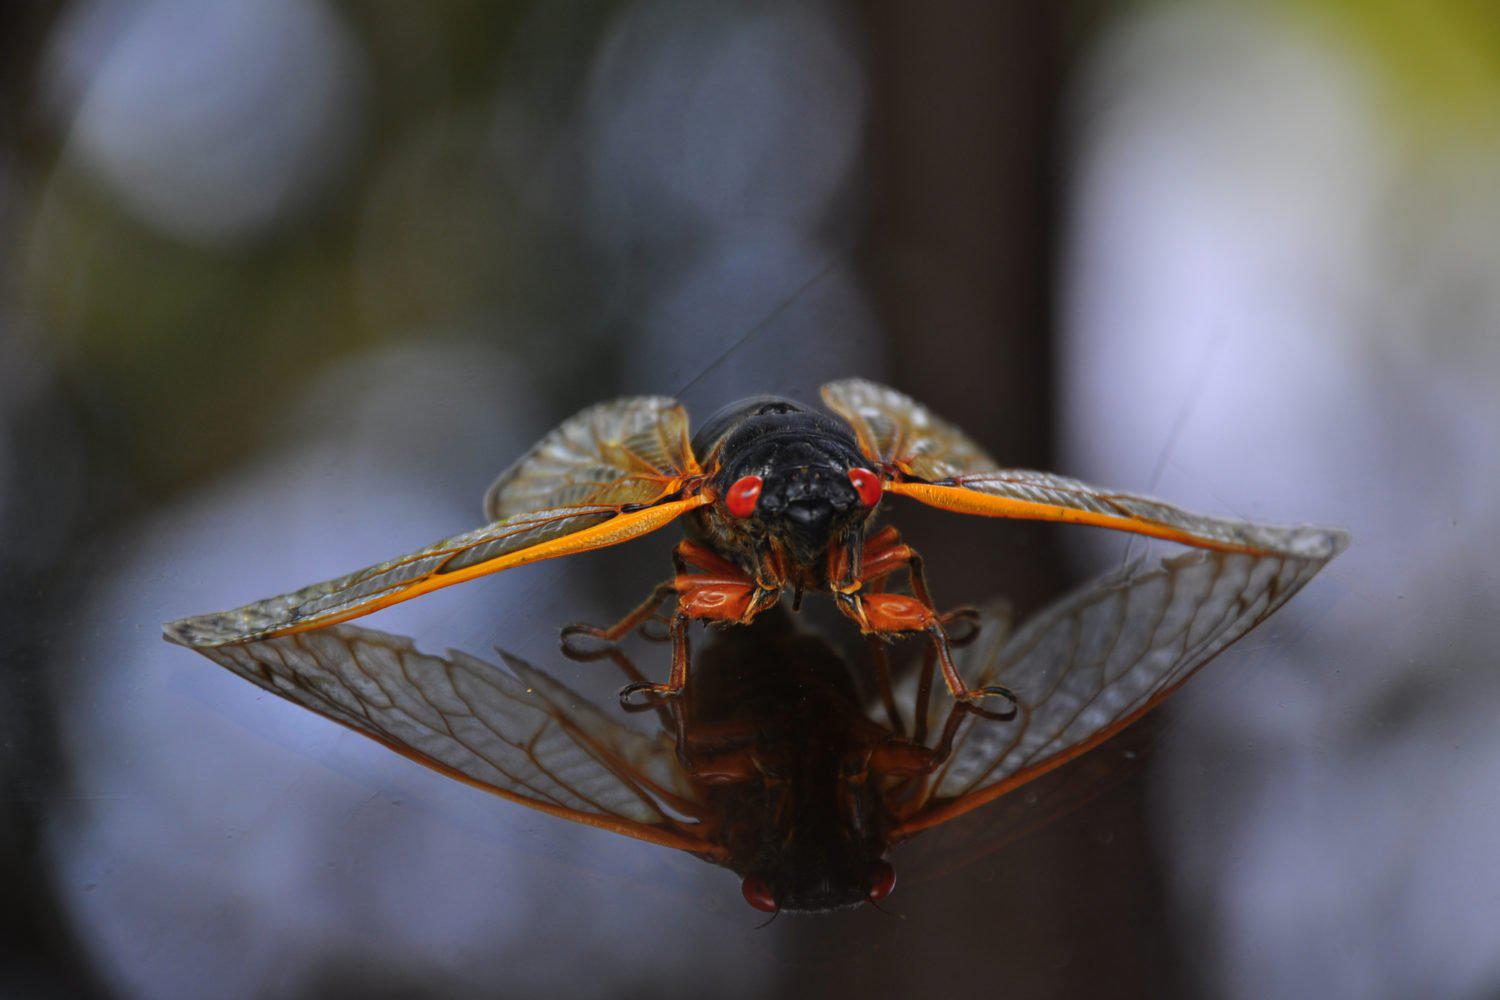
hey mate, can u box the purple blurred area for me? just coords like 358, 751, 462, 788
1, 2, 1496, 998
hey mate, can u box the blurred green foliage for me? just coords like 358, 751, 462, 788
1287, 0, 1500, 135
18, 1, 622, 502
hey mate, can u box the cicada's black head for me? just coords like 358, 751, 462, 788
722, 736, 899, 914
695, 396, 883, 570
728, 774, 898, 914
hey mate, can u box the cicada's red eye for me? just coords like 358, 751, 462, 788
848, 467, 882, 508
868, 860, 896, 903
725, 475, 763, 518
741, 874, 777, 912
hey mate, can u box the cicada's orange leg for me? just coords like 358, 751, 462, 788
560, 540, 765, 649
603, 542, 783, 705
855, 527, 981, 641
616, 576, 756, 706
856, 526, 932, 603
835, 530, 1014, 710
559, 606, 773, 778
560, 581, 679, 653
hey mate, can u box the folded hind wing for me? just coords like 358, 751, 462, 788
484, 396, 700, 520
820, 378, 995, 481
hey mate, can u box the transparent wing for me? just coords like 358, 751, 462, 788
892, 540, 1346, 838
484, 396, 700, 520
886, 472, 1343, 559
823, 378, 1341, 559
820, 378, 995, 480
164, 496, 707, 647
174, 624, 715, 853
167, 396, 706, 648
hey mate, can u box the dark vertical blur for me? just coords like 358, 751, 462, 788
0, 3, 106, 997
865, 0, 1065, 610
773, 5, 1172, 998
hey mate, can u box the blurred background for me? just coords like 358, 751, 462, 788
1, 1, 1497, 997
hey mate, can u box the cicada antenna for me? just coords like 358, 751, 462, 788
1121, 327, 1229, 571
672, 247, 851, 400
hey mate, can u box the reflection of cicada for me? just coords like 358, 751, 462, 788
166, 380, 1345, 704
175, 544, 1340, 913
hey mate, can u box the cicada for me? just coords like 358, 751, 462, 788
172, 544, 1344, 912
165, 379, 1344, 704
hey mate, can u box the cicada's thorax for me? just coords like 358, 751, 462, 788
686, 396, 878, 590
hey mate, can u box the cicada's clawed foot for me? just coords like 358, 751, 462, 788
938, 606, 982, 646
618, 681, 682, 711
559, 623, 619, 660
957, 684, 1020, 722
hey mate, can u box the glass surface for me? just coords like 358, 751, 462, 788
2, 3, 1496, 998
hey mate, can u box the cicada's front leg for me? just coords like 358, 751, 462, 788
832, 529, 1013, 709
565, 540, 779, 705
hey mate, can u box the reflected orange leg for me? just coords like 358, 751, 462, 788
674, 713, 774, 784
867, 638, 904, 734
867, 701, 976, 777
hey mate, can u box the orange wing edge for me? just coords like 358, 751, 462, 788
164, 493, 711, 648
885, 481, 1343, 558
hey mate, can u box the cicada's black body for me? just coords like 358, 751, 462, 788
687, 396, 877, 586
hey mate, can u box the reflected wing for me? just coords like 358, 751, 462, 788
900, 717, 1156, 886
176, 625, 716, 854
892, 543, 1344, 839
821, 378, 995, 480
824, 378, 1341, 559
164, 496, 707, 647
484, 396, 700, 520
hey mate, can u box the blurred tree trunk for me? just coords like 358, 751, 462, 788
776, 4, 1173, 996
861, 0, 1063, 614
0, 6, 110, 998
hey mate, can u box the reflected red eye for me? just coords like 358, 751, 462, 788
868, 860, 896, 903
848, 467, 882, 508
725, 475, 763, 518
742, 875, 777, 912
